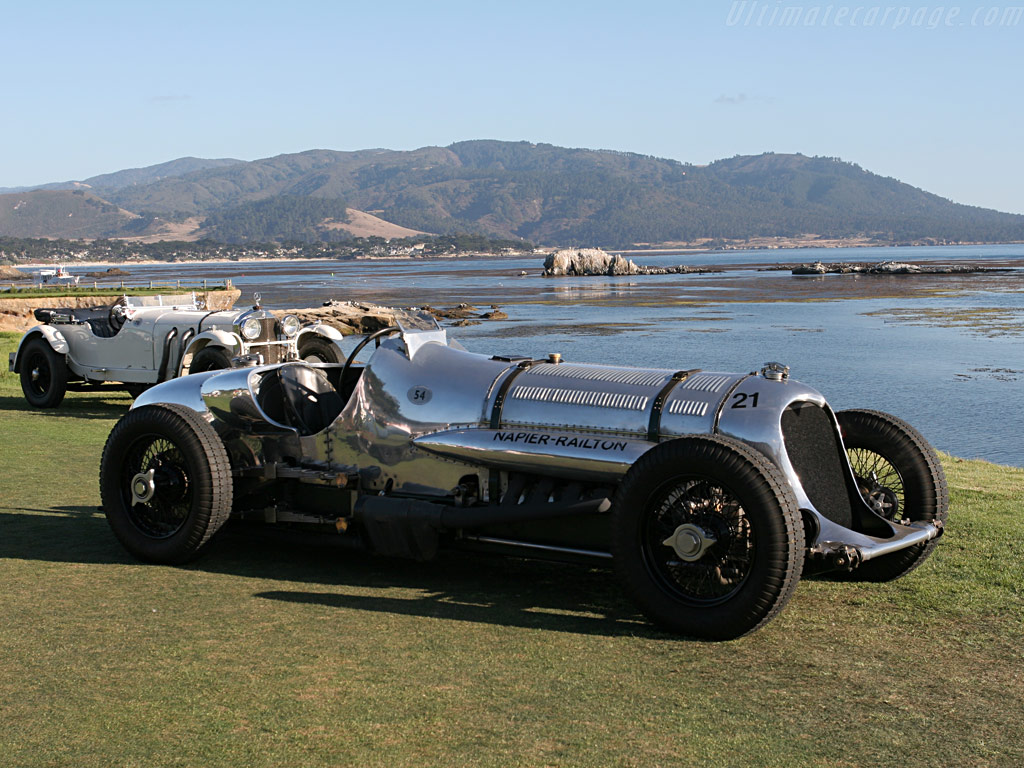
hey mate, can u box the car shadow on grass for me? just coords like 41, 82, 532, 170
215, 525, 663, 639
254, 585, 658, 638
0, 505, 133, 564
0, 509, 666, 640
0, 394, 129, 420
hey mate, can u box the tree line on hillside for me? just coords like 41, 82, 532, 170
203, 196, 353, 243
0, 233, 534, 265
342, 150, 1024, 247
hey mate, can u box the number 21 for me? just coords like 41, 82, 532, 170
731, 392, 759, 409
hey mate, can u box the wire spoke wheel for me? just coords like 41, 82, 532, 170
643, 478, 754, 605
837, 409, 948, 582
612, 435, 803, 640
100, 404, 233, 564
846, 447, 906, 523
121, 435, 194, 539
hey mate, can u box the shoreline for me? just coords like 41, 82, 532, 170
9, 240, 1024, 270
618, 238, 1024, 254
11, 252, 1024, 275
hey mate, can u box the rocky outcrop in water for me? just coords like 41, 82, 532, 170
0, 265, 27, 280
543, 248, 720, 277
280, 301, 508, 334
791, 260, 1010, 275
84, 267, 131, 279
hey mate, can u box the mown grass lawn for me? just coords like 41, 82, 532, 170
1, 331, 1021, 767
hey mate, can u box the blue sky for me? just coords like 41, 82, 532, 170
2, 0, 1021, 212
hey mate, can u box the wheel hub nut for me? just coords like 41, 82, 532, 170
663, 523, 717, 562
131, 469, 157, 507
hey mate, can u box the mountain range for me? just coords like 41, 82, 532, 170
2, 141, 1022, 247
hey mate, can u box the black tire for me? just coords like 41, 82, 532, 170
19, 337, 68, 408
299, 336, 342, 364
190, 346, 233, 373
611, 435, 804, 640
99, 403, 233, 564
837, 409, 948, 582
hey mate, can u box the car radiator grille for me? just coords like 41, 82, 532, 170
253, 318, 277, 343
249, 318, 287, 364
255, 343, 287, 364
780, 403, 854, 528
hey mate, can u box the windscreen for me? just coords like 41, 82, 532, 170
394, 309, 441, 331
124, 294, 199, 309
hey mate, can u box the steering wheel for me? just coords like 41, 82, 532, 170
339, 326, 400, 389
108, 297, 129, 332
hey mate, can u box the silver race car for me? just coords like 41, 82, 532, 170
98, 313, 947, 639
10, 293, 344, 407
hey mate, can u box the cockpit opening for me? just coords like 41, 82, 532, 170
255, 363, 363, 436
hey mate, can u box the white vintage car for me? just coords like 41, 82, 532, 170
10, 293, 344, 408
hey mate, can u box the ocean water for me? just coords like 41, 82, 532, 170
95, 244, 1024, 466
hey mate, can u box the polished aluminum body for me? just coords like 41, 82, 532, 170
133, 324, 941, 564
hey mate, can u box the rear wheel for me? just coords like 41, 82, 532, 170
190, 346, 233, 373
611, 436, 804, 640
100, 404, 233, 563
838, 409, 947, 582
20, 337, 68, 408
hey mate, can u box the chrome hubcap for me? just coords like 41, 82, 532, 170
865, 471, 897, 515
131, 468, 157, 507
663, 523, 717, 562
31, 367, 41, 382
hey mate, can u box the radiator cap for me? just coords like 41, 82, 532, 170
761, 362, 790, 381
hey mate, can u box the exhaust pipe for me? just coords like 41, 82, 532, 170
353, 495, 610, 560
156, 327, 179, 383
176, 328, 195, 376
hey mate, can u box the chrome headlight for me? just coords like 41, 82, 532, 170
240, 317, 263, 340
280, 314, 301, 337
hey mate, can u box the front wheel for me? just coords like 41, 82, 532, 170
838, 409, 948, 582
299, 336, 342, 364
189, 346, 233, 373
20, 337, 68, 408
611, 436, 804, 640
100, 403, 233, 563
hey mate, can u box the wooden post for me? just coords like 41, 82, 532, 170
203, 279, 208, 290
